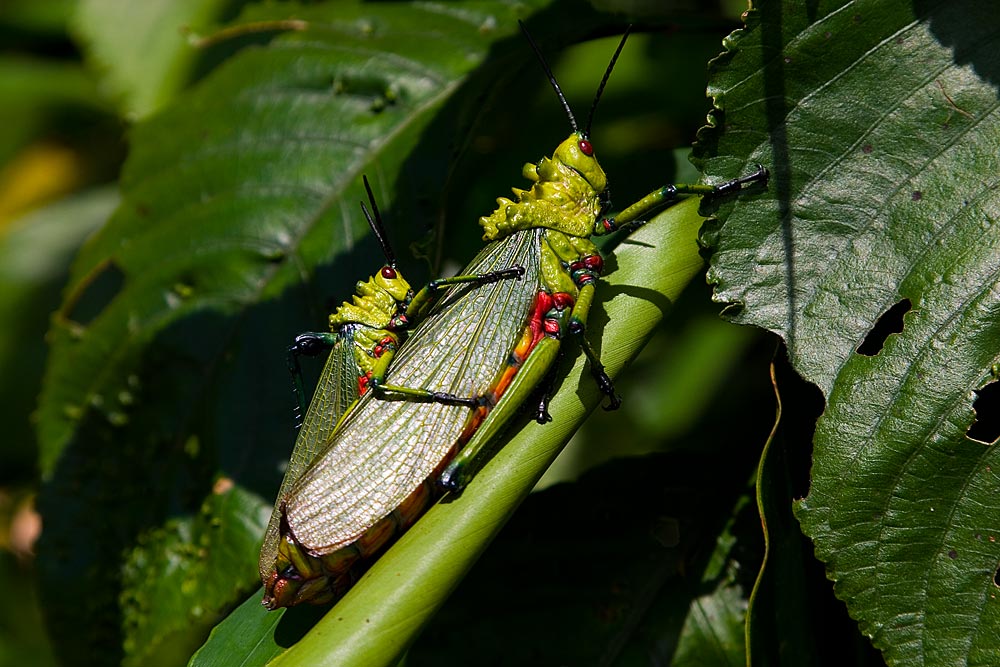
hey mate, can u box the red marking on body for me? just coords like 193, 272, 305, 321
373, 336, 395, 358
493, 330, 532, 401
458, 405, 491, 444
569, 254, 602, 286
551, 292, 574, 310
527, 291, 553, 348
544, 292, 575, 335
358, 372, 372, 395
393, 480, 433, 529
317, 543, 361, 578
355, 515, 395, 557
583, 254, 603, 272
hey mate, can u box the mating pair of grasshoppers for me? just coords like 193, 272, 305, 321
259, 23, 767, 610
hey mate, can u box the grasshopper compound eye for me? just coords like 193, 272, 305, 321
578, 139, 594, 156
381, 266, 398, 279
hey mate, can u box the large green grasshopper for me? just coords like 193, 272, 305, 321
260, 25, 767, 609
260, 176, 523, 589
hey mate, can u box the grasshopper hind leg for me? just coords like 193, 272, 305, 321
569, 321, 621, 411
533, 362, 559, 424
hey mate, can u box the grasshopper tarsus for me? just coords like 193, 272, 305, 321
506, 265, 526, 281
535, 402, 553, 424
572, 327, 621, 409
437, 464, 465, 493
743, 163, 769, 186
622, 219, 647, 235
596, 379, 621, 411
430, 391, 477, 409
713, 163, 770, 197
290, 332, 333, 357
532, 362, 559, 424
481, 265, 525, 284
602, 392, 622, 411
589, 363, 621, 411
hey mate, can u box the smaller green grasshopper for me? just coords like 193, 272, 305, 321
260, 176, 523, 586
285, 176, 523, 425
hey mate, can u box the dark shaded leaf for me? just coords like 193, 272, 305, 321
72, 0, 234, 119
696, 1, 1000, 664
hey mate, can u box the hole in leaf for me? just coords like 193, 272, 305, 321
62, 258, 125, 326
995, 565, 1000, 587
329, 73, 399, 112
856, 298, 911, 356
968, 382, 1000, 443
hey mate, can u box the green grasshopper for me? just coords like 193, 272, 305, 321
259, 176, 523, 588
284, 176, 524, 424
260, 25, 767, 609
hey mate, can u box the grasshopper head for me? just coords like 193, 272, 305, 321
373, 265, 412, 305
552, 133, 607, 195
329, 265, 413, 329
479, 133, 608, 240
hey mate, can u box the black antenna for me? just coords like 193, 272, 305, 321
519, 21, 578, 134
584, 26, 631, 138
360, 175, 397, 268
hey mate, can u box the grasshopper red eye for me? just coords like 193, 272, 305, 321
578, 139, 594, 156
381, 266, 397, 279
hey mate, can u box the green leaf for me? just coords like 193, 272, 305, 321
0, 551, 59, 667
696, 1, 1000, 664
72, 0, 233, 119
0, 55, 110, 165
121, 483, 268, 667
672, 581, 747, 667
0, 0, 75, 35
0, 187, 117, 481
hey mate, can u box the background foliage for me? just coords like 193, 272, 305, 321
0, 0, 996, 666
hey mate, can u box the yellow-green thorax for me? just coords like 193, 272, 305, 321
328, 268, 412, 330
480, 133, 607, 241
